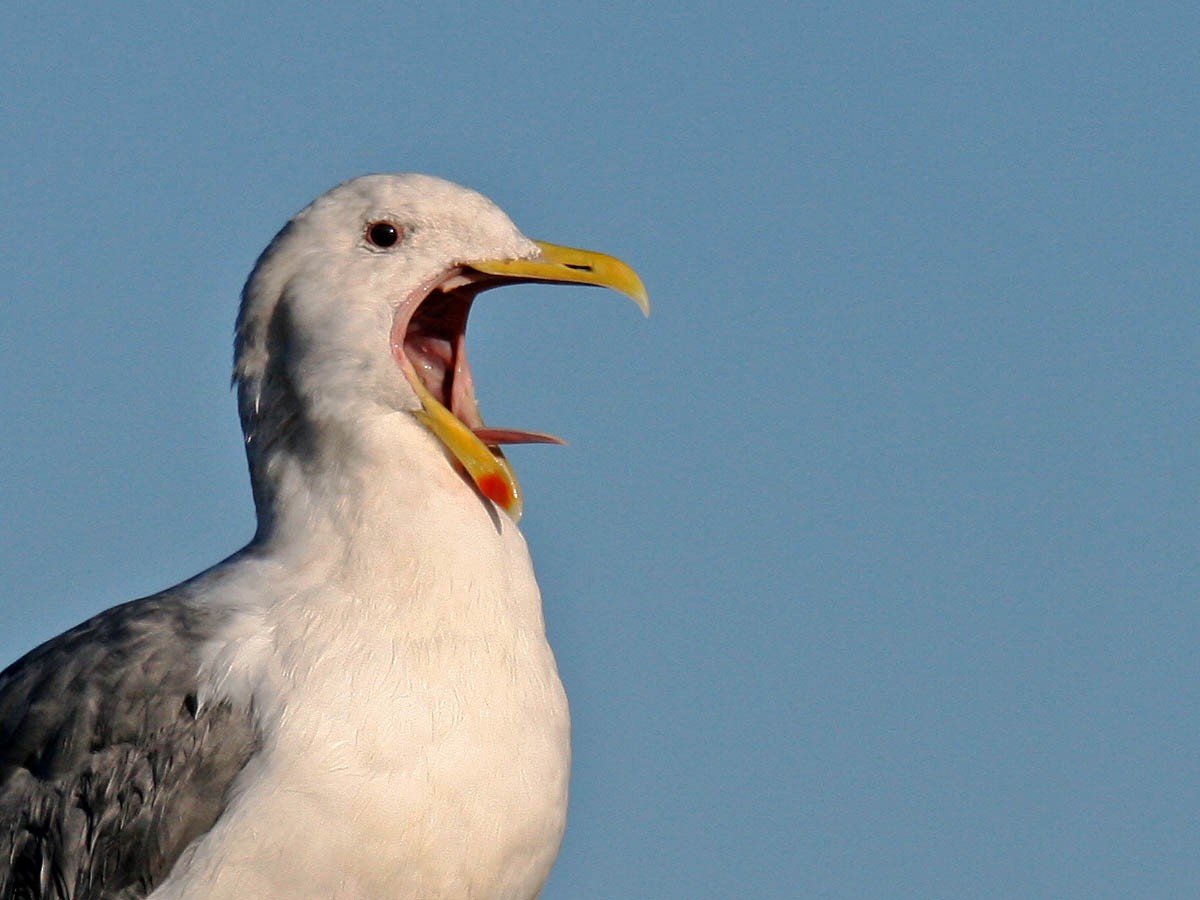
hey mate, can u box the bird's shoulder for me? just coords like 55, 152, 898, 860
0, 592, 221, 776
0, 591, 260, 900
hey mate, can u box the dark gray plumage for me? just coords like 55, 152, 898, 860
0, 592, 258, 900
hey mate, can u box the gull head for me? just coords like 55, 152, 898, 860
234, 174, 647, 522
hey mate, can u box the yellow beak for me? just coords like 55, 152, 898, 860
413, 241, 648, 521
469, 241, 650, 316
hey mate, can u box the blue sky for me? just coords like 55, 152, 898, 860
1, 4, 1196, 897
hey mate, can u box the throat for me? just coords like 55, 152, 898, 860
249, 417, 528, 574
402, 290, 482, 427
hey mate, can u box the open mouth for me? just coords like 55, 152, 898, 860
397, 271, 565, 448
389, 242, 649, 521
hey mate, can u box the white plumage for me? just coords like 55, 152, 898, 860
0, 174, 646, 900
158, 481, 570, 899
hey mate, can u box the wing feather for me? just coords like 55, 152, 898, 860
0, 595, 259, 900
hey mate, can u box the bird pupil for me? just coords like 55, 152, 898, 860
368, 222, 399, 247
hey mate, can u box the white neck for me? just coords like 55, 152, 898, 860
159, 412, 571, 900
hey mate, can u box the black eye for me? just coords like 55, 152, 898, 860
366, 221, 401, 248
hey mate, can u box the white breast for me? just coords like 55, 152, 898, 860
150, 467, 571, 900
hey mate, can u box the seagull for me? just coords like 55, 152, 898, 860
0, 174, 648, 900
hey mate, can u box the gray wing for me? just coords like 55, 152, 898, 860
0, 593, 260, 900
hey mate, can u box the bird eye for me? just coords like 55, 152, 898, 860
366, 221, 402, 248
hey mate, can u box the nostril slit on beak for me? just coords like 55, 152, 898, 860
563, 263, 592, 272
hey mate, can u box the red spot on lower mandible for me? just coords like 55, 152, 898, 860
478, 473, 511, 507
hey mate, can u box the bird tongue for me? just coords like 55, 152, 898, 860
473, 427, 565, 445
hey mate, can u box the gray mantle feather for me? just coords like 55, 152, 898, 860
0, 594, 259, 900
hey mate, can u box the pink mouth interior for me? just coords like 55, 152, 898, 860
398, 278, 566, 446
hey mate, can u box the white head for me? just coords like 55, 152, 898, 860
232, 174, 647, 529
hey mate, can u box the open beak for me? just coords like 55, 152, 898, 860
406, 241, 648, 522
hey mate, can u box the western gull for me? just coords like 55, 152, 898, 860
0, 174, 648, 899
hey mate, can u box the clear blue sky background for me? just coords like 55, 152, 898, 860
1, 4, 1195, 898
